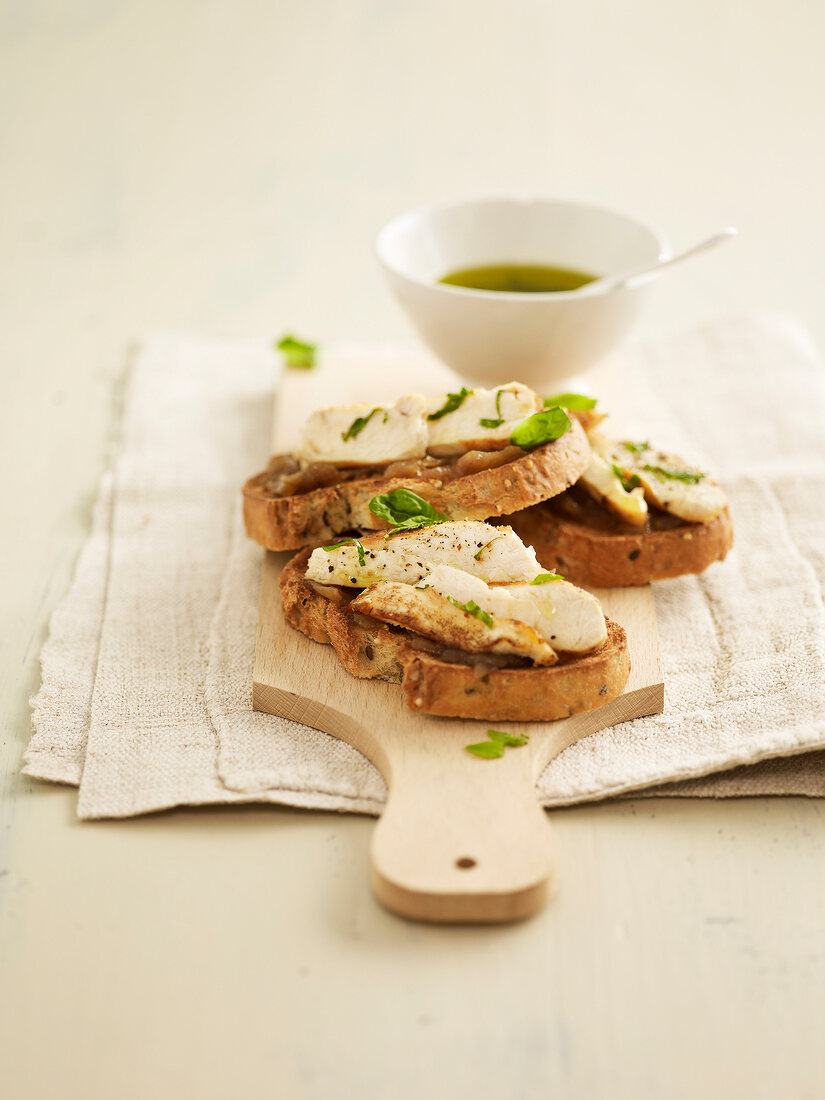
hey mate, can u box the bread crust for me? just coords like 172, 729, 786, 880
507, 502, 734, 587
400, 620, 629, 721
280, 550, 630, 720
244, 418, 591, 551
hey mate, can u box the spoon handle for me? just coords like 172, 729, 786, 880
593, 226, 738, 293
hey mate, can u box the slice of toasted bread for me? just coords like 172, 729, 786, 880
280, 550, 629, 721
244, 417, 590, 551
506, 497, 734, 587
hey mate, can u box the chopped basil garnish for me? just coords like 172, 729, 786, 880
342, 407, 385, 442
466, 728, 529, 759
368, 489, 449, 531
622, 439, 650, 453
642, 463, 706, 484
427, 386, 473, 421
447, 596, 494, 628
531, 571, 564, 584
321, 538, 366, 567
611, 462, 641, 492
509, 406, 571, 450
414, 583, 431, 590
543, 392, 596, 410
479, 388, 504, 429
276, 334, 317, 369
474, 534, 505, 561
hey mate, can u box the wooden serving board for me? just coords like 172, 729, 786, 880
251, 352, 664, 923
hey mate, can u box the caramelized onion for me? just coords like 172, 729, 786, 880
451, 445, 525, 477
264, 442, 528, 498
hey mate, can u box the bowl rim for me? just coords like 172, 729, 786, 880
375, 195, 672, 300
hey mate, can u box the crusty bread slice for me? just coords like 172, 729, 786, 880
506, 498, 734, 587
244, 417, 590, 551
280, 550, 630, 721
400, 621, 628, 721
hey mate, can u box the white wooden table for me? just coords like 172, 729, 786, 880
3, 3, 825, 1097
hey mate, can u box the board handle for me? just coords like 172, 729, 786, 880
370, 748, 555, 923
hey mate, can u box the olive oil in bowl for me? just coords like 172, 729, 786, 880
440, 263, 597, 294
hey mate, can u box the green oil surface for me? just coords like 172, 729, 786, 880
440, 262, 597, 293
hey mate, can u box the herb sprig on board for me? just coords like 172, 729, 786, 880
275, 334, 317, 369
466, 729, 529, 759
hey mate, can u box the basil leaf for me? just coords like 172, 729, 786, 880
530, 571, 564, 584
622, 439, 650, 453
275, 334, 317, 370
543, 392, 596, 410
474, 534, 505, 561
427, 386, 473, 421
487, 729, 529, 747
510, 406, 571, 449
342, 407, 384, 442
466, 729, 529, 758
321, 538, 366, 567
479, 388, 504, 429
611, 462, 641, 492
447, 596, 494, 628
466, 740, 504, 759
368, 489, 449, 530
643, 463, 706, 484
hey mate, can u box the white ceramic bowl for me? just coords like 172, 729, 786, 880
376, 197, 670, 388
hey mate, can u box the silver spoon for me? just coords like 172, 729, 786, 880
579, 226, 738, 294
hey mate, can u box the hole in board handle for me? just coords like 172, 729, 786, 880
455, 857, 477, 870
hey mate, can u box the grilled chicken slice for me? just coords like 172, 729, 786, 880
425, 382, 541, 456
305, 522, 542, 588
580, 450, 648, 527
298, 394, 428, 466
588, 432, 727, 525
296, 383, 544, 466
424, 564, 608, 654
630, 449, 727, 523
350, 583, 558, 666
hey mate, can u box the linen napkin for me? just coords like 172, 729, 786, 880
25, 317, 825, 817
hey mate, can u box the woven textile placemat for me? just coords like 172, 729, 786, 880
25, 317, 825, 816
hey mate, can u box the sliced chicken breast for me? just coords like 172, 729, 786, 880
298, 394, 428, 466
305, 522, 542, 588
580, 451, 648, 527
630, 448, 727, 523
423, 564, 608, 654
425, 382, 542, 455
588, 433, 727, 524
350, 583, 558, 666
